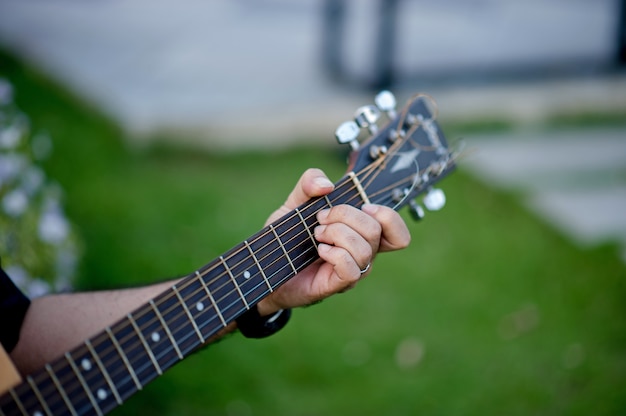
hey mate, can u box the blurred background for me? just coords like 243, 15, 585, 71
1, 0, 625, 415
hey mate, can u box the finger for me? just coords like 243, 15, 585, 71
265, 169, 335, 226
317, 205, 382, 255
317, 243, 363, 286
361, 204, 411, 252
284, 168, 334, 209
314, 222, 373, 272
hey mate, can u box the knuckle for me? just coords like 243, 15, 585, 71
329, 204, 351, 218
368, 220, 383, 239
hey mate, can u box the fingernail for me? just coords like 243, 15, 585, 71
317, 243, 331, 254
362, 204, 379, 214
317, 209, 330, 221
314, 225, 326, 238
314, 176, 334, 190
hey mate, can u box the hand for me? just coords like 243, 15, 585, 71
257, 168, 410, 316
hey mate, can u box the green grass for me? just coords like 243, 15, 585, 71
2, 50, 626, 416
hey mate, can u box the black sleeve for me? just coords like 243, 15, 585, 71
0, 264, 31, 353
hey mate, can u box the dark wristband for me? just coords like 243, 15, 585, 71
236, 305, 291, 339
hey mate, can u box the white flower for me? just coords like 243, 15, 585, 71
2, 189, 28, 217
0, 78, 13, 106
21, 166, 45, 196
56, 247, 77, 282
38, 204, 70, 244
4, 265, 29, 288
27, 278, 50, 298
0, 125, 22, 149
0, 154, 26, 187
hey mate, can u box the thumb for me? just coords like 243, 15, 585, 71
284, 168, 335, 209
266, 168, 335, 225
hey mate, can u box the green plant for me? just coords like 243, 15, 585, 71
0, 77, 80, 297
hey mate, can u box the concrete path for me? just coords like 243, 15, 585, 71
0, 0, 623, 148
464, 128, 626, 261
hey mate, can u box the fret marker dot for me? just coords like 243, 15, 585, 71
151, 332, 160, 342
81, 358, 92, 371
243, 270, 251, 279
196, 301, 204, 311
97, 388, 107, 401
33, 411, 43, 416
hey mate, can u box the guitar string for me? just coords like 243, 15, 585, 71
10, 157, 431, 414
146, 91, 438, 326
19, 157, 438, 415
15, 155, 405, 414
9, 172, 377, 412
15, 155, 454, 415
12, 177, 366, 412
5, 95, 428, 413
9, 95, 443, 413
10, 97, 442, 413
358, 93, 440, 200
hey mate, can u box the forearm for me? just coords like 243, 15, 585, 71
10, 280, 236, 376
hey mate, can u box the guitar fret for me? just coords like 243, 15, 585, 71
85, 340, 123, 406
273, 215, 315, 272
295, 208, 317, 247
105, 328, 142, 391
111, 318, 161, 388
149, 300, 184, 360
172, 285, 205, 342
26, 376, 52, 416
127, 313, 163, 376
220, 256, 249, 310
64, 352, 104, 416
196, 271, 227, 327
244, 240, 272, 292
289, 241, 319, 272
8, 388, 28, 415
45, 364, 78, 416
200, 263, 246, 322
269, 224, 297, 274
248, 231, 290, 289
0, 91, 456, 416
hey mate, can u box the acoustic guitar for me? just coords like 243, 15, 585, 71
0, 92, 456, 415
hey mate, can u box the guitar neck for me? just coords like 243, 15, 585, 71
0, 92, 456, 416
0, 173, 368, 416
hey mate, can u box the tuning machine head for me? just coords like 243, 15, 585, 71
354, 105, 381, 134
335, 120, 361, 150
423, 188, 446, 211
375, 90, 397, 119
409, 200, 425, 221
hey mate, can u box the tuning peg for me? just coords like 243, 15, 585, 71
423, 188, 446, 211
354, 105, 381, 134
369, 145, 388, 159
408, 200, 425, 221
375, 90, 397, 119
335, 120, 361, 150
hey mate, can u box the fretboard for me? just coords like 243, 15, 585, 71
0, 172, 369, 416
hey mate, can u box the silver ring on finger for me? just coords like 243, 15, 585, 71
359, 262, 371, 275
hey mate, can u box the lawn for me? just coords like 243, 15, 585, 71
2, 50, 625, 415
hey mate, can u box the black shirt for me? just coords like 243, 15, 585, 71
0, 264, 31, 352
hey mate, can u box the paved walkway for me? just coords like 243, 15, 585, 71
464, 128, 626, 261
0, 0, 622, 147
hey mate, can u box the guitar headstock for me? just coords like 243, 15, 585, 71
335, 91, 455, 220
